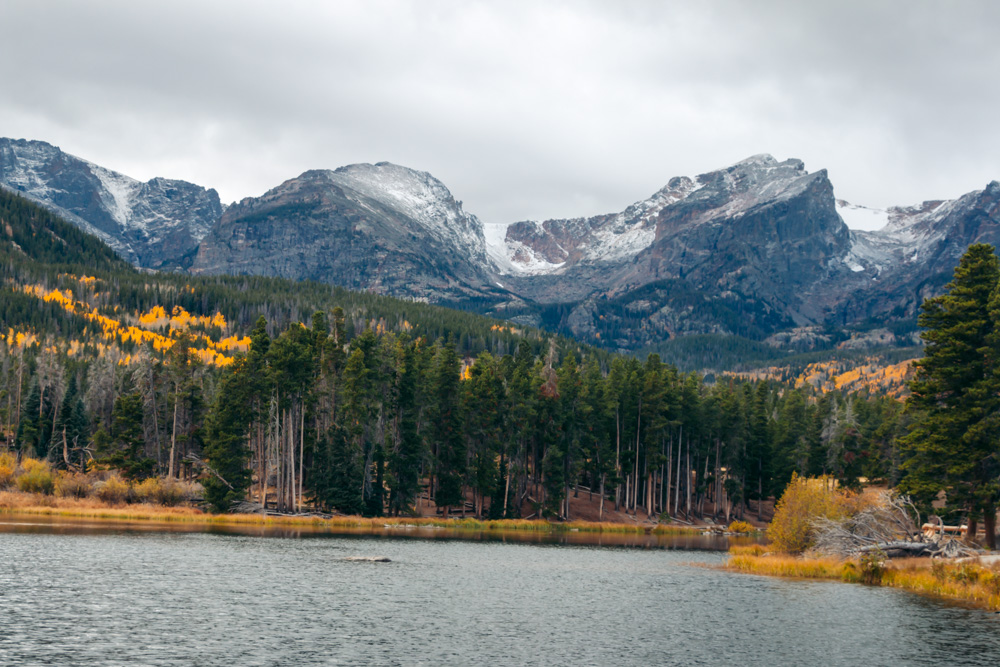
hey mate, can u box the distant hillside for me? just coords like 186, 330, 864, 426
0, 189, 576, 370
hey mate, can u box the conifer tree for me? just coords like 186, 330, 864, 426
107, 392, 154, 480
428, 340, 465, 513
203, 358, 254, 511
901, 243, 1000, 547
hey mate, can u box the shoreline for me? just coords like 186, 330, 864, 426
0, 491, 711, 536
724, 547, 1000, 612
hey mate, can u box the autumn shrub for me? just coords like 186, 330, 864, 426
767, 474, 852, 553
54, 471, 94, 498
132, 477, 161, 504
133, 477, 187, 506
174, 480, 203, 504
728, 520, 756, 534
16, 458, 55, 495
95, 474, 131, 504
0, 451, 16, 488
858, 550, 886, 585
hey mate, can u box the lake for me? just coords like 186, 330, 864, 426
1, 518, 998, 666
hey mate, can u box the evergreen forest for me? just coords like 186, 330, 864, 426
1, 188, 994, 537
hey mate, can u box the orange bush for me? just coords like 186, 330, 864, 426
767, 474, 853, 553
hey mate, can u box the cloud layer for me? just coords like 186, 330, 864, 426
3, 1, 999, 230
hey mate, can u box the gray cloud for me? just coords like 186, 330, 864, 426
2, 0, 999, 230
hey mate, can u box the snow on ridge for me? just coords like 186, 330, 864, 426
836, 200, 889, 232
88, 163, 138, 227
329, 162, 487, 256
482, 222, 515, 272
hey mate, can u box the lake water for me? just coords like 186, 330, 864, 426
1, 519, 998, 666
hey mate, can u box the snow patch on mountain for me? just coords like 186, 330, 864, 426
583, 177, 701, 262
836, 200, 889, 231
482, 222, 515, 271
328, 162, 487, 257
88, 163, 138, 226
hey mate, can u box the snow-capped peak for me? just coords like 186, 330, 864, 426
326, 162, 487, 256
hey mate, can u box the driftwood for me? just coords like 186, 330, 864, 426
812, 492, 985, 559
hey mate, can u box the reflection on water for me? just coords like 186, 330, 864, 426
0, 518, 998, 666
0, 515, 756, 549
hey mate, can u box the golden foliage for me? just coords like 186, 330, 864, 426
725, 356, 917, 397
728, 551, 1000, 611
18, 284, 241, 366
0, 452, 17, 488
133, 477, 188, 506
95, 474, 131, 505
16, 458, 54, 495
767, 474, 854, 553
728, 520, 757, 534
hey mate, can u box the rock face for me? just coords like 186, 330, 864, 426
191, 164, 502, 302
5, 136, 1000, 353
0, 138, 221, 269
489, 156, 858, 345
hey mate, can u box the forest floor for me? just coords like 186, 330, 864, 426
413, 484, 775, 529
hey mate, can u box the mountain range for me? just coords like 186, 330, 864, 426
3, 137, 998, 357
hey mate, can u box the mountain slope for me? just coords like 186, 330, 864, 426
5, 137, 1000, 363
0, 138, 222, 268
190, 164, 503, 303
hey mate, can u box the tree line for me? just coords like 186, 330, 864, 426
3, 304, 905, 521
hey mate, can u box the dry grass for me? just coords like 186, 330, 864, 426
728, 553, 848, 579
728, 543, 768, 557
725, 548, 1000, 611
0, 489, 705, 535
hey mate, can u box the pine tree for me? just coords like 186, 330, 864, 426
106, 392, 154, 480
202, 357, 254, 511
428, 340, 465, 513
901, 243, 1000, 547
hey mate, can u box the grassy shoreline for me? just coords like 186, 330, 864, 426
0, 491, 703, 535
725, 546, 1000, 611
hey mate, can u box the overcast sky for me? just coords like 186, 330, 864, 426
2, 1, 999, 230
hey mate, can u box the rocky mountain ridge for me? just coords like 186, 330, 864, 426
0, 138, 221, 268
3, 137, 999, 355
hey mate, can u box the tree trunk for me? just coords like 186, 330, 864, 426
666, 435, 673, 516
168, 390, 179, 479
503, 457, 511, 518
674, 427, 682, 517
62, 428, 72, 470
149, 366, 162, 467
599, 473, 605, 521
984, 505, 997, 551
966, 515, 979, 543
299, 403, 305, 512
685, 437, 691, 518
614, 408, 621, 511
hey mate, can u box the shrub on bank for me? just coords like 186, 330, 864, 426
54, 471, 93, 498
728, 520, 756, 534
16, 458, 54, 495
0, 452, 16, 488
133, 477, 188, 506
95, 474, 130, 504
767, 474, 854, 553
